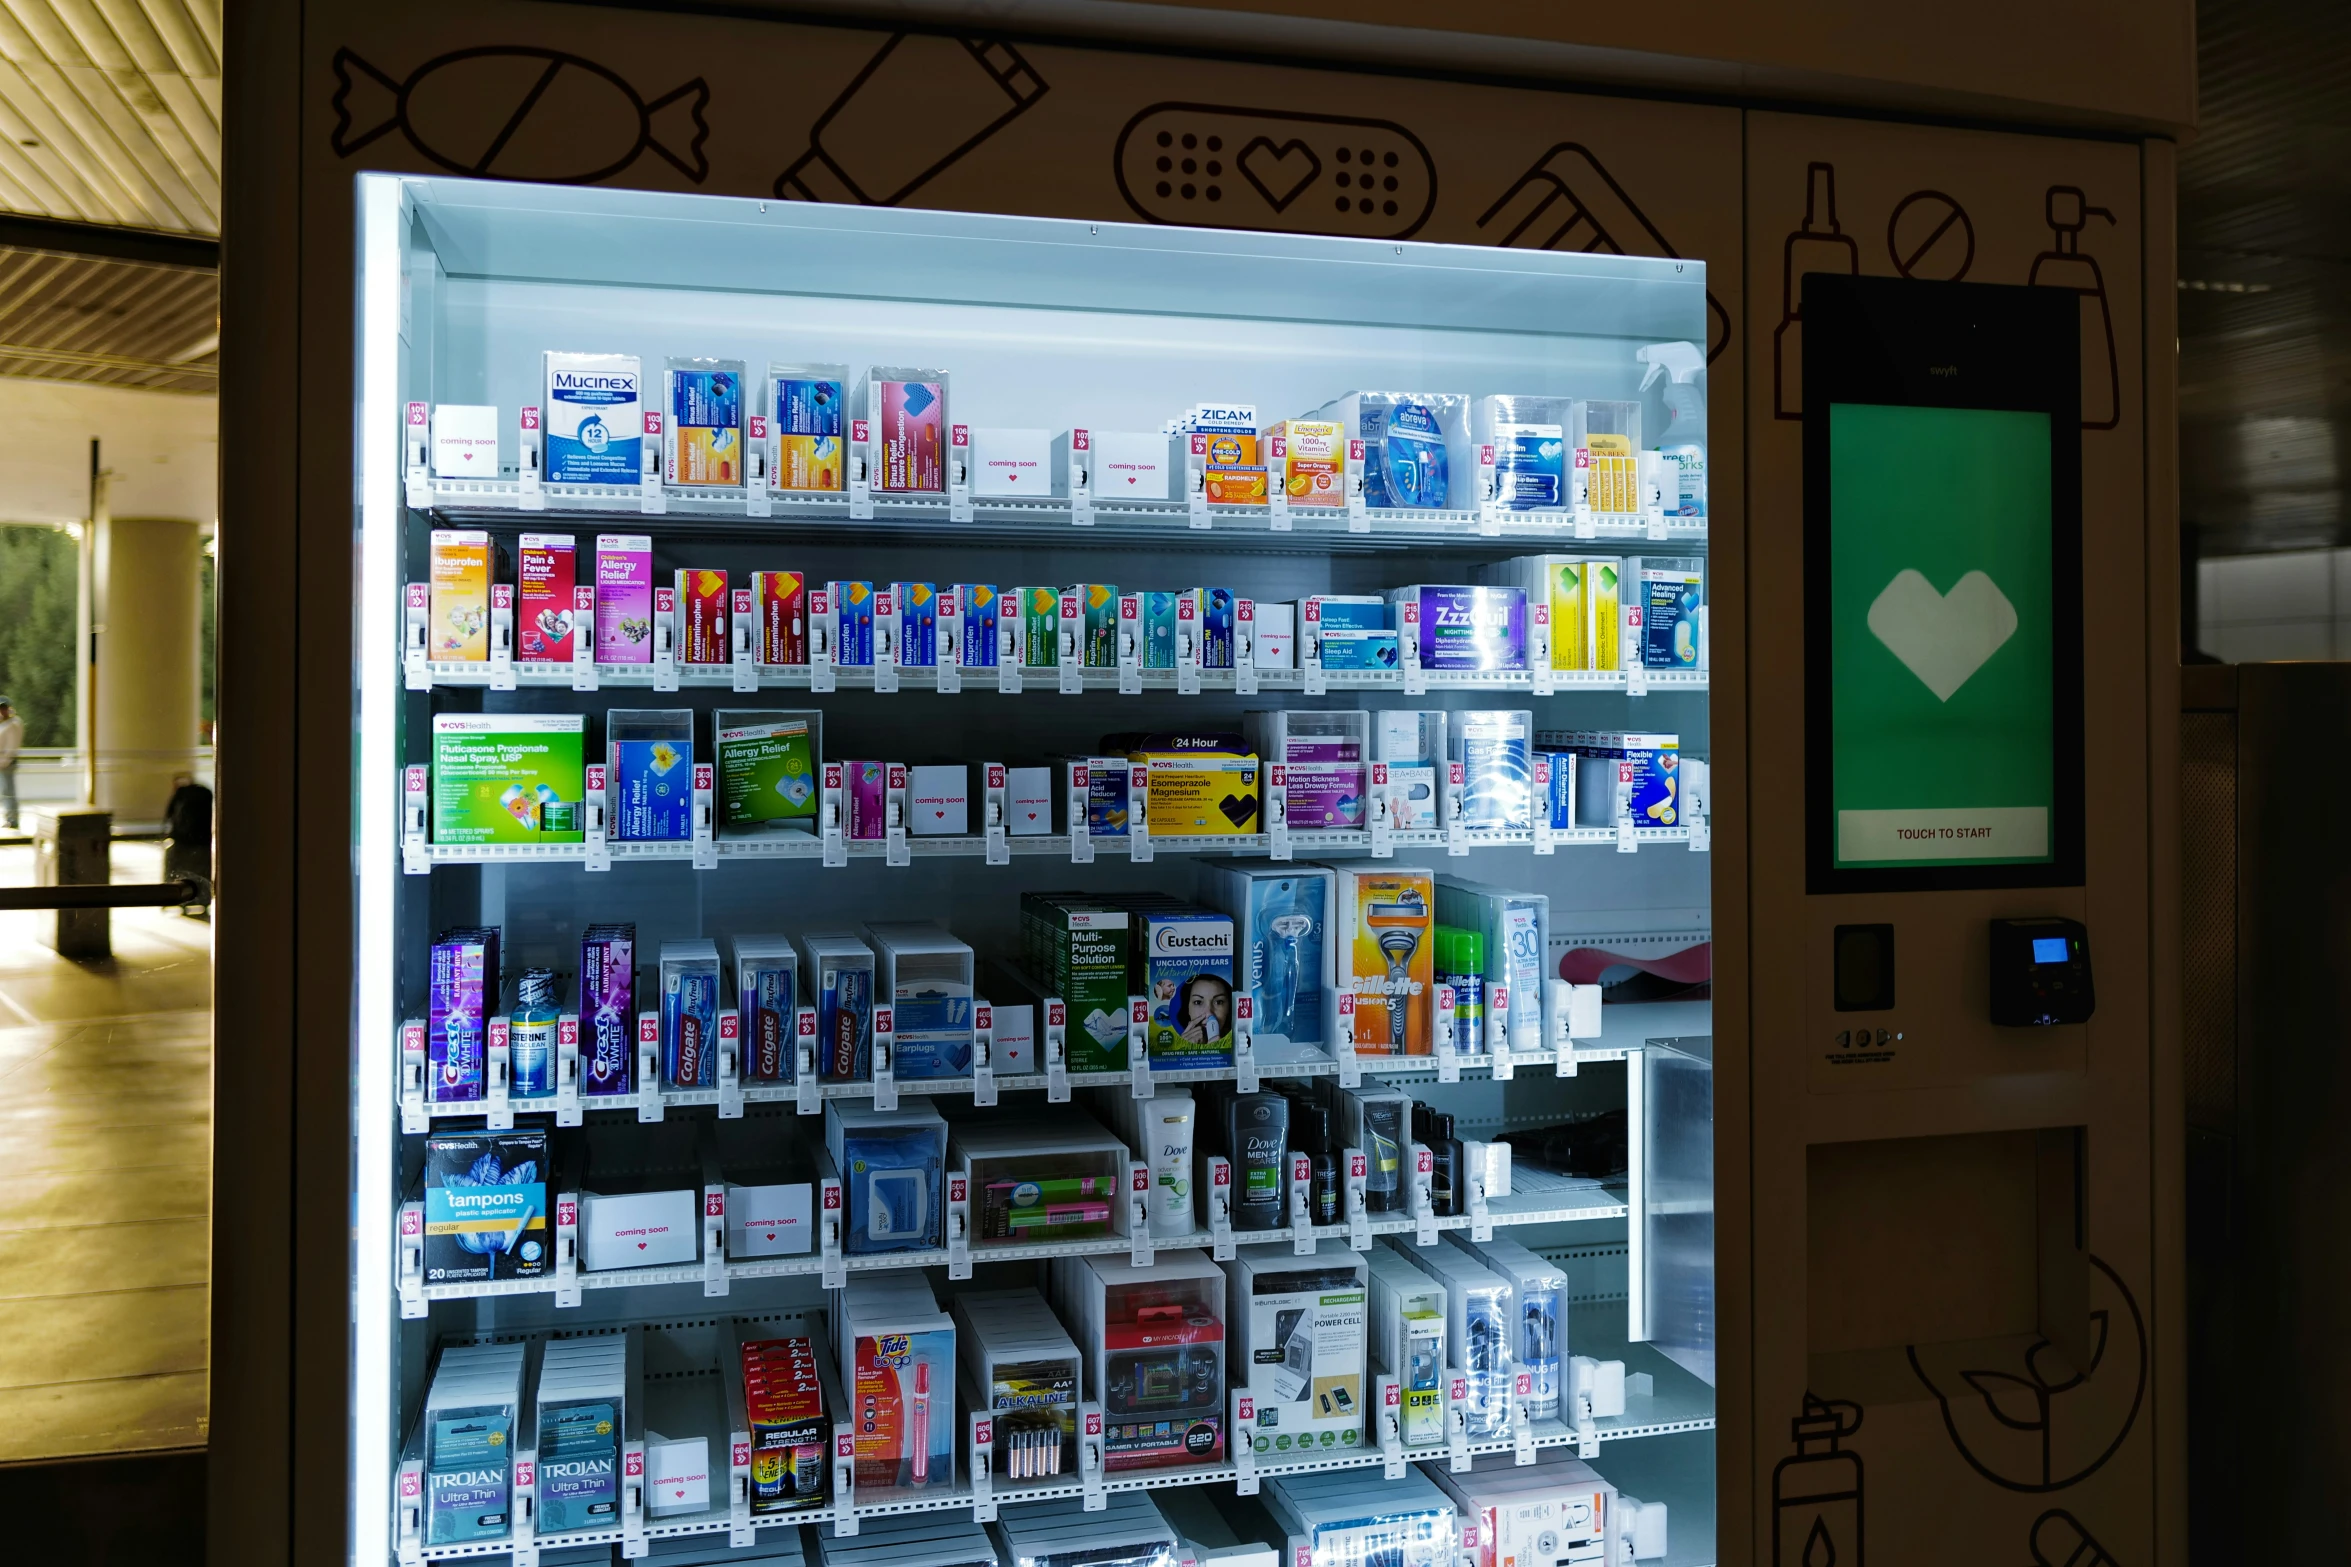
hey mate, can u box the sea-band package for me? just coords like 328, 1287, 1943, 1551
544, 351, 643, 484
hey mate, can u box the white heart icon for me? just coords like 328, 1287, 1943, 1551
1866, 569, 2018, 702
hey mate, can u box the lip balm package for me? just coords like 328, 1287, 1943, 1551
829, 581, 877, 668
677, 568, 730, 665
515, 534, 578, 664
1448, 710, 1534, 832
1569, 400, 1643, 515
660, 939, 722, 1089
755, 571, 808, 665
895, 582, 939, 668
1445, 1233, 1566, 1421
608, 708, 695, 842
1328, 864, 1435, 1057
428, 529, 492, 661
769, 362, 847, 493
578, 923, 635, 1096
1474, 395, 1572, 511
1313, 392, 1468, 510
665, 357, 744, 486
729, 935, 799, 1081
1194, 860, 1333, 1051
863, 367, 949, 493
544, 351, 643, 484
1630, 555, 1705, 670
957, 585, 1001, 667
715, 709, 820, 836
594, 535, 655, 665
1391, 585, 1527, 673
800, 932, 876, 1081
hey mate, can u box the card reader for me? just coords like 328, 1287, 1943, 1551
1989, 917, 2093, 1026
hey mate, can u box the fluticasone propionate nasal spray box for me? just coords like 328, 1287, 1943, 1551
544, 351, 642, 483
430, 714, 586, 845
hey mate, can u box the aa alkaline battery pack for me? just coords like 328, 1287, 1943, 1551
952, 1288, 1082, 1480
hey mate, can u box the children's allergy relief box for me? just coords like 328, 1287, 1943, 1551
544, 351, 642, 483
595, 535, 654, 665
430, 714, 585, 845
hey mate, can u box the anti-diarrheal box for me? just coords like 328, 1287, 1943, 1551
544, 352, 642, 484
430, 714, 585, 845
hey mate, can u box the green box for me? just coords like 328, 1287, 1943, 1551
430, 714, 586, 845
1019, 586, 1061, 668
715, 709, 821, 834
1077, 583, 1120, 668
1019, 892, 1133, 1073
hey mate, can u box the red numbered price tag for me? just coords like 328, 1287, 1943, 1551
693, 764, 713, 792
1073, 429, 1091, 451
626, 1452, 645, 1478
1403, 602, 1420, 625
852, 419, 870, 444
747, 415, 768, 440
405, 764, 426, 793
406, 401, 427, 427
975, 1004, 992, 1030
987, 765, 1005, 789
492, 583, 512, 609
733, 1442, 751, 1468
638, 1016, 658, 1047
1339, 994, 1357, 1019
1122, 598, 1138, 620
1133, 1166, 1150, 1192
888, 765, 906, 790
1516, 1372, 1533, 1396
1384, 1383, 1400, 1407
520, 407, 541, 432
705, 1191, 724, 1217
644, 410, 664, 436
823, 1186, 842, 1211
976, 1419, 993, 1445
1419, 1148, 1436, 1175
558, 1198, 577, 1226
1350, 1152, 1368, 1180
1451, 1378, 1468, 1401
1239, 601, 1255, 622
586, 764, 606, 793
1048, 1002, 1066, 1028
1214, 1164, 1232, 1187
515, 1461, 535, 1487
405, 584, 427, 612
952, 424, 970, 448
950, 1177, 968, 1203
836, 1434, 854, 1458
811, 589, 831, 616
1060, 594, 1078, 618
1304, 600, 1322, 623
655, 586, 676, 613
1237, 1395, 1255, 1420
1131, 998, 1149, 1025
401, 1473, 421, 1498
1086, 1411, 1103, 1437
400, 1208, 422, 1236
824, 763, 843, 790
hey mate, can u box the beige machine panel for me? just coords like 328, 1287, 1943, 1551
1747, 110, 2156, 1567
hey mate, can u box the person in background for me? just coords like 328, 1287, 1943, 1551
0, 696, 21, 831
163, 770, 213, 918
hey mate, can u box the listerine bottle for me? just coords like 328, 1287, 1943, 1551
511, 967, 558, 1097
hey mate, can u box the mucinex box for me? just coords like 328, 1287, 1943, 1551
544, 351, 642, 484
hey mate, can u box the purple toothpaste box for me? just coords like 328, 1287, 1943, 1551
579, 923, 636, 1095
595, 534, 654, 665
847, 761, 888, 840
1403, 585, 1526, 672
428, 928, 496, 1103
1282, 739, 1365, 828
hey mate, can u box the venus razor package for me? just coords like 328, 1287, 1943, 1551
825, 1101, 946, 1253
768, 363, 847, 493
579, 923, 635, 1096
423, 1128, 549, 1283
1475, 395, 1573, 511
1448, 710, 1533, 832
800, 932, 876, 1081
544, 351, 642, 484
594, 534, 654, 665
1195, 862, 1333, 1051
608, 709, 695, 842
729, 935, 799, 1081
660, 939, 722, 1089
665, 358, 745, 486
864, 367, 948, 493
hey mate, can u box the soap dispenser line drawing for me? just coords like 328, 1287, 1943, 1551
1774, 162, 1861, 420
2029, 185, 2119, 431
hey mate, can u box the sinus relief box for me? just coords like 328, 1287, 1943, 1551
544, 351, 642, 484
770, 363, 847, 493
970, 427, 1051, 496
666, 358, 745, 486
430, 714, 585, 845
431, 404, 500, 481
868, 368, 947, 493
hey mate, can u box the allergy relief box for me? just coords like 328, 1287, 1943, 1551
608, 709, 695, 842
544, 351, 642, 484
430, 714, 585, 845
715, 709, 820, 835
1223, 1243, 1369, 1454
595, 535, 655, 665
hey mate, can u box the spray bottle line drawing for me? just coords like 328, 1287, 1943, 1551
775, 33, 1048, 207
1475, 141, 1732, 363
1773, 161, 1860, 421
1772, 1392, 1864, 1567
2030, 187, 2120, 430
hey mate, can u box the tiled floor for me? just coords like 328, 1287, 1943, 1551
0, 841, 211, 1463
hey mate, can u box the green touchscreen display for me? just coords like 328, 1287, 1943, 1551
1829, 402, 2055, 870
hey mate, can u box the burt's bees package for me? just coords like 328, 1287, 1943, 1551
1329, 863, 1436, 1057
863, 367, 948, 493
429, 530, 493, 661
768, 363, 846, 493
666, 358, 746, 486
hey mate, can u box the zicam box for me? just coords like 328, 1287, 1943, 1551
429, 530, 492, 661
516, 534, 578, 664
544, 351, 643, 484
423, 1128, 550, 1284
430, 714, 585, 845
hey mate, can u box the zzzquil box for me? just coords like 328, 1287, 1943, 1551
430, 714, 585, 845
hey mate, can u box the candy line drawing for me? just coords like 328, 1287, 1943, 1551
775, 34, 1048, 206
331, 46, 710, 184
1476, 141, 1732, 363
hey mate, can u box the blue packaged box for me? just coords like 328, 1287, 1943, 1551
609, 710, 694, 842
957, 584, 1001, 667
731, 937, 797, 1082
803, 933, 875, 1081
1143, 591, 1179, 669
428, 1418, 513, 1544
423, 1128, 548, 1284
543, 351, 642, 484
659, 940, 720, 1088
1311, 595, 1388, 632
1136, 907, 1235, 1071
536, 1401, 618, 1533
1543, 729, 1681, 828
1396, 585, 1526, 672
1202, 587, 1236, 668
1364, 398, 1451, 508
1496, 423, 1565, 509
1319, 629, 1399, 671
1449, 710, 1533, 831
896, 582, 938, 667
830, 581, 876, 668
1634, 558, 1704, 670
1538, 752, 1576, 830
824, 1100, 946, 1253
1081, 757, 1131, 837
